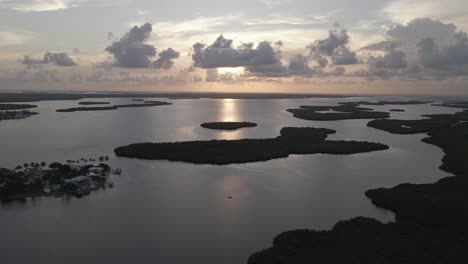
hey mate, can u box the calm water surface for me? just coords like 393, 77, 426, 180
0, 96, 460, 264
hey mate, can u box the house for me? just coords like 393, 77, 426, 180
43, 184, 61, 193
89, 166, 104, 173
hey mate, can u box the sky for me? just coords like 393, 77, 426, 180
1, 0, 468, 95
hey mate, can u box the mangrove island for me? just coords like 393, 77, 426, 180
287, 102, 390, 121
248, 109, 468, 264
200, 122, 258, 130
56, 101, 172, 112
114, 127, 388, 165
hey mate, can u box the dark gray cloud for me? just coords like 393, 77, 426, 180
368, 45, 408, 70
106, 23, 179, 69
388, 19, 459, 47
365, 45, 409, 79
362, 19, 468, 79
192, 35, 283, 70
417, 33, 468, 72
287, 54, 312, 76
105, 23, 156, 68
43, 52, 77, 66
20, 52, 77, 68
308, 28, 358, 67
153, 48, 180, 69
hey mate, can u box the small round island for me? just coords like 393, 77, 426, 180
200, 122, 258, 130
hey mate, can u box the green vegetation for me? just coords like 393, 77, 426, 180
356, 100, 431, 105
56, 106, 118, 112
366, 122, 468, 233
287, 102, 390, 121
249, 110, 468, 264
56, 101, 172, 112
114, 127, 388, 165
114, 101, 172, 108
0, 104, 37, 110
433, 101, 468, 109
0, 110, 38, 120
78, 101, 111, 105
368, 111, 468, 134
248, 217, 468, 264
200, 122, 258, 130
0, 160, 111, 199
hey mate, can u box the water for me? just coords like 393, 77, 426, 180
0, 96, 459, 264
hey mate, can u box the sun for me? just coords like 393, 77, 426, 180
217, 67, 245, 75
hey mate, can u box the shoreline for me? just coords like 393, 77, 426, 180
0, 169, 111, 201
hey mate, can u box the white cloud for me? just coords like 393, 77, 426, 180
0, 0, 119, 12
0, 30, 37, 45
383, 0, 468, 30
259, 0, 295, 9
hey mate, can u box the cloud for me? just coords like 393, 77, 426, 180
153, 48, 180, 69
365, 45, 409, 79
192, 35, 285, 74
287, 54, 312, 75
307, 27, 359, 67
0, 30, 38, 46
0, 0, 117, 12
388, 19, 459, 47
106, 23, 179, 69
417, 33, 468, 72
362, 18, 468, 79
20, 52, 77, 67
106, 23, 155, 68
368, 45, 408, 70
383, 0, 467, 27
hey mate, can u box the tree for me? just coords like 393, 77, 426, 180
40, 162, 46, 167
99, 156, 104, 162
49, 162, 62, 169
24, 163, 29, 168
105, 156, 109, 161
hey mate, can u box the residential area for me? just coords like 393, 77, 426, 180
0, 158, 113, 199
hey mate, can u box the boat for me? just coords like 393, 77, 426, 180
108, 182, 114, 188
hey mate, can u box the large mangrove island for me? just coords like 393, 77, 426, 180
248, 108, 468, 264
114, 127, 388, 165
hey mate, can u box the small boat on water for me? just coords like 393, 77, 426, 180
113, 168, 122, 175
108, 182, 114, 188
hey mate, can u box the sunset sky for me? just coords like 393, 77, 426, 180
1, 0, 468, 94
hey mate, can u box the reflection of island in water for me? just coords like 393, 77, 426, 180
115, 127, 389, 165
0, 158, 115, 200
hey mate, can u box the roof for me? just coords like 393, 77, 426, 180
66, 175, 89, 183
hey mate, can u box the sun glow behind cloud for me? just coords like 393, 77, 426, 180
217, 67, 245, 75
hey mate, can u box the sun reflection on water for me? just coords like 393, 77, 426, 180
220, 98, 238, 122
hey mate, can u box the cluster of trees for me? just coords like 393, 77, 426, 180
115, 127, 388, 165
65, 156, 109, 164
16, 161, 47, 170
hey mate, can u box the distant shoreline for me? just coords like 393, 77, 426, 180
0, 92, 353, 103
